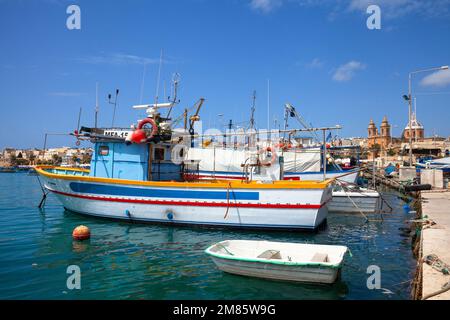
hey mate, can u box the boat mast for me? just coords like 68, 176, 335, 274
94, 82, 99, 129
108, 89, 120, 128
166, 73, 180, 119
249, 90, 257, 147
139, 62, 148, 104
154, 49, 163, 109
250, 90, 256, 130
267, 79, 270, 140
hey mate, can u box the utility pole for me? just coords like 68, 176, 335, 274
408, 73, 413, 166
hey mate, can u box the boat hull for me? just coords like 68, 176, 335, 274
38, 168, 332, 231
328, 191, 381, 213
205, 240, 347, 284
210, 256, 340, 284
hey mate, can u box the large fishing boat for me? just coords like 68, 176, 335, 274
36, 87, 333, 230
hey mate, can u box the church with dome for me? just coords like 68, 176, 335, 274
365, 113, 448, 159
402, 112, 425, 142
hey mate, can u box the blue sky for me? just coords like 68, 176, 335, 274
1, 0, 450, 149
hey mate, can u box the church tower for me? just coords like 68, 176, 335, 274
368, 119, 377, 138
380, 116, 391, 138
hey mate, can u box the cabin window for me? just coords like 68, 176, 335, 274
154, 148, 165, 161
99, 146, 109, 156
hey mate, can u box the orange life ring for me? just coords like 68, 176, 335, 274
127, 118, 158, 144
137, 118, 158, 138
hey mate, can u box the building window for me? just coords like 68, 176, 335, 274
154, 148, 165, 161
99, 146, 109, 156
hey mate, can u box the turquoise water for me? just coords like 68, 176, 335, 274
0, 173, 416, 299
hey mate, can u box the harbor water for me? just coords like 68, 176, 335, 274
0, 173, 416, 299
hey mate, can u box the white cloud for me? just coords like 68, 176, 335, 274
250, 0, 282, 13
420, 69, 450, 87
76, 53, 162, 65
332, 60, 366, 82
248, 0, 450, 19
348, 0, 450, 19
48, 92, 85, 97
306, 58, 324, 68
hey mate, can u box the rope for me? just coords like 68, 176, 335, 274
422, 281, 450, 300
379, 193, 393, 212
336, 180, 369, 222
423, 254, 450, 275
223, 182, 232, 219
216, 243, 234, 256
35, 174, 48, 209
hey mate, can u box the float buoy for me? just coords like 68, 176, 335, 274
72, 225, 91, 241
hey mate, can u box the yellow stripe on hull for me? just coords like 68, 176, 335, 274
35, 166, 332, 190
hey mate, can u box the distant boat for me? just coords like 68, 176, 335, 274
0, 167, 17, 173
16, 165, 33, 173
416, 157, 450, 173
205, 240, 348, 284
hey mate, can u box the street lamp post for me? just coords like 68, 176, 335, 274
406, 65, 448, 166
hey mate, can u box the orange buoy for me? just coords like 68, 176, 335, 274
72, 225, 91, 241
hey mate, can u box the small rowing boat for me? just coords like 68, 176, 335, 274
205, 240, 348, 284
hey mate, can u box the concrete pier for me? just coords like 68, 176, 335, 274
420, 190, 450, 300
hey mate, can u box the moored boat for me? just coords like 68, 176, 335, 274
329, 186, 381, 214
35, 83, 333, 231
205, 240, 348, 284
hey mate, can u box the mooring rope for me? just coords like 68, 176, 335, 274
422, 281, 450, 300
35, 173, 48, 209
223, 182, 232, 219
423, 254, 450, 275
336, 180, 369, 222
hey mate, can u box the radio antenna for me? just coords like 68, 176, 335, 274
139, 62, 148, 104
249, 90, 256, 130
154, 49, 163, 106
94, 82, 99, 129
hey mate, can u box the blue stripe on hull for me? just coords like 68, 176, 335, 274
69, 182, 259, 201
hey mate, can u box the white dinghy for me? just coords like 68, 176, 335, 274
205, 240, 348, 284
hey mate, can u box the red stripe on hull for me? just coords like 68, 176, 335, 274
50, 189, 326, 209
